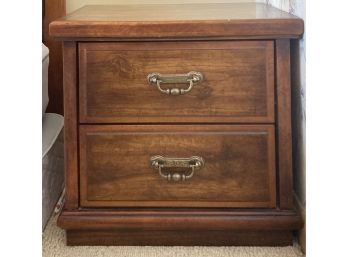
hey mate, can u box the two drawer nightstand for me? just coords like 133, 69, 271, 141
50, 3, 304, 246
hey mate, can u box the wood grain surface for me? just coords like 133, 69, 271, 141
66, 230, 294, 246
79, 125, 276, 208
60, 208, 302, 245
49, 3, 304, 39
54, 2, 304, 246
275, 39, 294, 209
62, 42, 79, 210
43, 0, 65, 114
79, 41, 274, 123
59, 208, 302, 230
42, 0, 66, 114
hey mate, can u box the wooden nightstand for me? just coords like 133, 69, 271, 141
50, 3, 304, 246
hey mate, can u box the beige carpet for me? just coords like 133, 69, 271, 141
43, 213, 304, 257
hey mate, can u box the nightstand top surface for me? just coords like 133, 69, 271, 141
62, 3, 299, 21
50, 3, 303, 39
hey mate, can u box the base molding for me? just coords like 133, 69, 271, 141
67, 229, 293, 246
59, 209, 302, 246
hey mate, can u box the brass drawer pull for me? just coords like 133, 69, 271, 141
150, 155, 204, 182
147, 71, 203, 96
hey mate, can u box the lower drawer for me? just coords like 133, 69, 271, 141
79, 125, 276, 208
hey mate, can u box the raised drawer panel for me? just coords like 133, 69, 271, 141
79, 125, 276, 208
79, 41, 274, 123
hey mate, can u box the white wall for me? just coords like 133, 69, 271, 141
67, 0, 255, 14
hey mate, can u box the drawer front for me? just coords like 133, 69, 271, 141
79, 41, 274, 123
79, 125, 276, 208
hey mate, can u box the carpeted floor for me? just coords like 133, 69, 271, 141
43, 213, 304, 257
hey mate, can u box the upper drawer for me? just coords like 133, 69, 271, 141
79, 41, 274, 123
